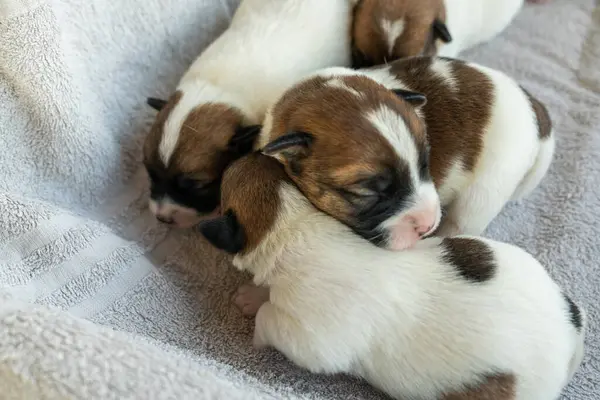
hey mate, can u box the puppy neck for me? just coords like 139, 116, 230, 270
232, 182, 319, 285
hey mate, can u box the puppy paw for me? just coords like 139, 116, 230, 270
233, 283, 269, 317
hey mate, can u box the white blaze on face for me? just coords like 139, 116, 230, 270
380, 18, 405, 56
159, 92, 200, 165
365, 104, 442, 251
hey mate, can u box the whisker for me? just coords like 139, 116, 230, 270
183, 124, 201, 134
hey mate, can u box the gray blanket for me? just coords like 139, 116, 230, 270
0, 0, 598, 398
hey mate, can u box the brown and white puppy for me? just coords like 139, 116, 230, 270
257, 57, 555, 250
351, 0, 451, 67
350, 0, 524, 67
143, 0, 352, 228
197, 152, 585, 400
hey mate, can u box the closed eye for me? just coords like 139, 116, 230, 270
418, 147, 430, 180
176, 175, 205, 191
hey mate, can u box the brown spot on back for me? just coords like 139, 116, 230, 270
440, 237, 496, 283
443, 374, 517, 400
352, 0, 446, 66
387, 57, 494, 186
264, 74, 425, 228
521, 87, 552, 139
220, 153, 289, 254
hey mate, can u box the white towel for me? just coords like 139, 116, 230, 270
0, 0, 598, 398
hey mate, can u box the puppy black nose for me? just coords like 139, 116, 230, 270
156, 215, 174, 224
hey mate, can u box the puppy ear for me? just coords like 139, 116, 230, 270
392, 89, 427, 108
261, 131, 313, 163
229, 125, 262, 154
197, 210, 246, 254
432, 19, 452, 43
147, 97, 168, 111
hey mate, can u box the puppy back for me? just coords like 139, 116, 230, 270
387, 57, 495, 185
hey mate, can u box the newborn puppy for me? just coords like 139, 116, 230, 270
143, 0, 352, 228
351, 0, 524, 67
198, 152, 585, 400
258, 57, 555, 250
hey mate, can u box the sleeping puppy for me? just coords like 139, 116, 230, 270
198, 152, 586, 400
351, 0, 525, 67
257, 57, 555, 250
143, 0, 352, 228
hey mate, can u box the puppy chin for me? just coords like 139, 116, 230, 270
384, 224, 423, 251
149, 198, 220, 229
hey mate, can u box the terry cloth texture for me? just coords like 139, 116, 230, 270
0, 0, 598, 398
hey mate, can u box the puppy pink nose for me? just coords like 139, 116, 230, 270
416, 224, 433, 235
407, 209, 438, 237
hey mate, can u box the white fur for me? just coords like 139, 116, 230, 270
438, 0, 525, 57
159, 0, 352, 164
326, 79, 363, 97
366, 104, 420, 178
430, 58, 458, 91
511, 130, 555, 200
233, 183, 584, 400
381, 18, 405, 56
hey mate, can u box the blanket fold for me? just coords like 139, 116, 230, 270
0, 0, 598, 398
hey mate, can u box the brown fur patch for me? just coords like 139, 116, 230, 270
264, 74, 425, 228
443, 374, 517, 400
143, 92, 245, 183
352, 0, 446, 66
521, 87, 552, 139
220, 153, 289, 254
441, 237, 496, 283
387, 57, 494, 187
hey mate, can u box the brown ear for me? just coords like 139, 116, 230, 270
432, 19, 452, 43
229, 125, 262, 155
392, 89, 427, 108
261, 131, 313, 161
261, 131, 314, 176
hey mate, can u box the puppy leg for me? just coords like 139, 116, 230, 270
436, 177, 515, 237
233, 282, 270, 317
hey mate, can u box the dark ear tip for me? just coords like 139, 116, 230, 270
197, 211, 246, 255
262, 131, 314, 155
432, 19, 452, 43
146, 97, 168, 111
392, 89, 427, 107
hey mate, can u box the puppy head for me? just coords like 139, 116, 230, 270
351, 0, 451, 67
197, 153, 288, 258
143, 91, 261, 228
260, 73, 441, 251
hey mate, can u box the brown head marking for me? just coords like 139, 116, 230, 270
351, 0, 450, 67
262, 73, 429, 247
